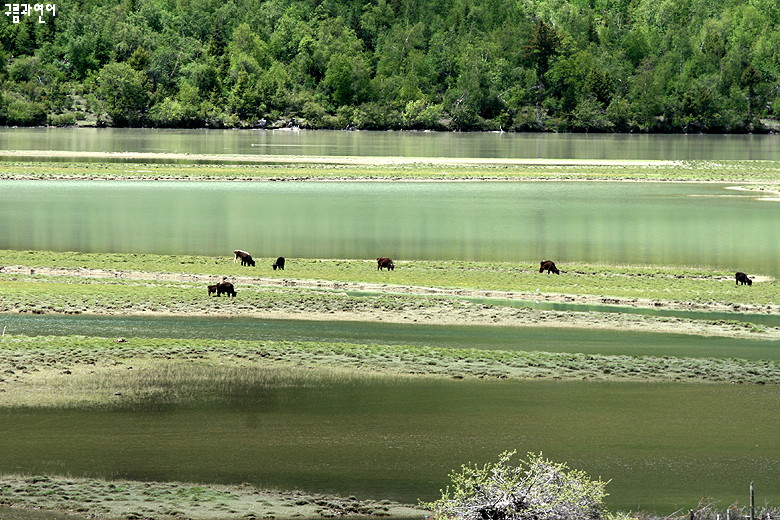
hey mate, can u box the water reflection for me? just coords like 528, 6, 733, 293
3, 128, 780, 160
1, 181, 777, 276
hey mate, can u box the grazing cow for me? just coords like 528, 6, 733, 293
735, 272, 752, 286
539, 260, 560, 274
216, 281, 237, 297
233, 250, 255, 267
272, 257, 285, 270
207, 284, 219, 296
377, 257, 395, 271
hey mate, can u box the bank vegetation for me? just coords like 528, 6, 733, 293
3, 0, 780, 132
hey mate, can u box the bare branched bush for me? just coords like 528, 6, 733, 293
424, 451, 609, 520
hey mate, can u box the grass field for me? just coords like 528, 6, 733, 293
1, 251, 776, 308
2, 335, 779, 409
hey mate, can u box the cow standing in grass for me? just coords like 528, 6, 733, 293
233, 250, 255, 267
539, 260, 560, 274
377, 257, 395, 271
735, 272, 752, 286
272, 257, 285, 270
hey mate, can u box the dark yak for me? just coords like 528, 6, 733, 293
735, 272, 752, 286
216, 281, 237, 297
233, 250, 255, 267
207, 284, 219, 296
377, 257, 395, 271
539, 260, 560, 274
272, 257, 285, 270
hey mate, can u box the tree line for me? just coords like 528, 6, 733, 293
1, 0, 779, 132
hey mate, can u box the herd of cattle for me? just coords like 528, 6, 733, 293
207, 251, 754, 297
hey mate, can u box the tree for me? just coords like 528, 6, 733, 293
424, 451, 608, 520
95, 62, 149, 126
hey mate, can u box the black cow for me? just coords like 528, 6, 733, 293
216, 281, 237, 297
377, 257, 395, 271
207, 284, 219, 296
735, 272, 752, 286
272, 257, 285, 270
539, 260, 560, 274
233, 250, 255, 267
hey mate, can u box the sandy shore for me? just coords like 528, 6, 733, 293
0, 149, 680, 167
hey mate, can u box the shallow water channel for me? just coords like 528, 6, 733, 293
2, 378, 778, 515
3, 313, 780, 360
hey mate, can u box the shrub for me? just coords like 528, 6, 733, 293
424, 451, 608, 520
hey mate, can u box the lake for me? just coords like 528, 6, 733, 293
1, 180, 777, 276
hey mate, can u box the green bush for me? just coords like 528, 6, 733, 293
2, 92, 47, 125
47, 113, 77, 127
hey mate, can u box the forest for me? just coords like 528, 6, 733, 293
1, 0, 779, 132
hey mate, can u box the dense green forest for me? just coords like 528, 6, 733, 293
1, 0, 779, 132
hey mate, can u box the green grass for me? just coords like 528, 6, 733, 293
0, 250, 776, 307
3, 159, 780, 182
1, 335, 778, 409
0, 473, 425, 520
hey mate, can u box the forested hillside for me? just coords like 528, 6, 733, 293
2, 0, 779, 132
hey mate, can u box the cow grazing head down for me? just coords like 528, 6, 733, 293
377, 257, 395, 271
539, 260, 560, 274
272, 257, 285, 270
214, 281, 237, 297
735, 272, 753, 286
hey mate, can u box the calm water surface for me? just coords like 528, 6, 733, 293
3, 127, 780, 160
1, 181, 777, 275
3, 313, 780, 360
1, 379, 778, 514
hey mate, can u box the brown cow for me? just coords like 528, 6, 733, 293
735, 272, 752, 286
207, 284, 219, 296
216, 281, 237, 297
377, 257, 395, 271
539, 260, 560, 274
